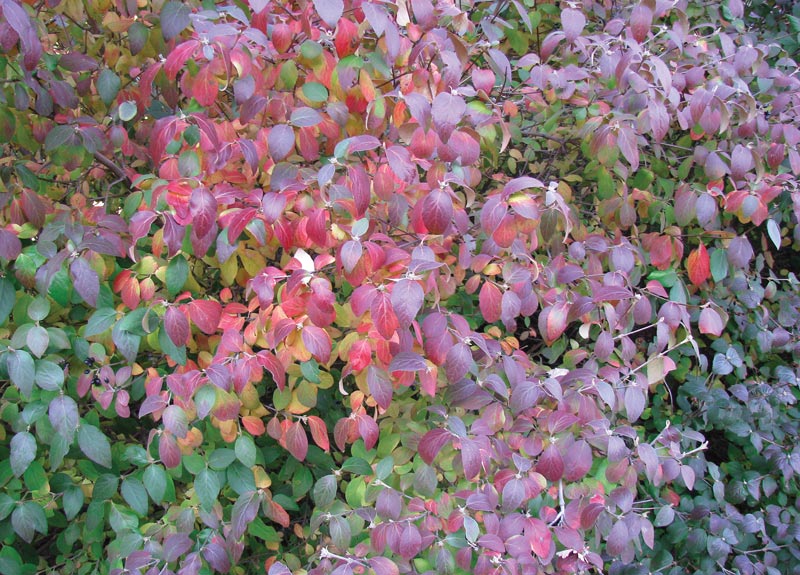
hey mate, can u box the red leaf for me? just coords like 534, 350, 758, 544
390, 279, 424, 328
686, 243, 710, 286
479, 281, 502, 324
698, 307, 725, 336
537, 444, 564, 481
189, 187, 216, 239
347, 165, 371, 217
421, 189, 453, 235
165, 306, 190, 346
307, 415, 330, 452
419, 428, 452, 464
301, 325, 332, 364
528, 518, 553, 559
188, 300, 221, 334
371, 292, 398, 340
538, 301, 570, 345
367, 366, 393, 410
563, 440, 592, 481
242, 416, 266, 436
285, 421, 308, 461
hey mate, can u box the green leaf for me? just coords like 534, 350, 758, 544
160, 0, 191, 40
302, 82, 328, 103
111, 322, 141, 364
329, 515, 351, 550
78, 423, 112, 468
158, 325, 187, 365
143, 465, 167, 504
710, 248, 728, 283
10, 432, 36, 477
340, 457, 372, 475
0, 278, 15, 325
248, 517, 280, 542
26, 325, 49, 357
166, 255, 189, 297
119, 101, 137, 121
62, 485, 84, 520
313, 474, 337, 507
121, 477, 149, 515
93, 474, 119, 500
85, 307, 118, 336
26, 296, 50, 321
195, 468, 220, 511
35, 359, 64, 391
208, 448, 237, 470
11, 502, 47, 543
7, 349, 35, 397
49, 395, 79, 439
0, 494, 15, 520
44, 125, 75, 151
235, 434, 257, 468
97, 69, 121, 106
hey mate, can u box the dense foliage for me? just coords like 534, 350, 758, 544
0, 0, 799, 574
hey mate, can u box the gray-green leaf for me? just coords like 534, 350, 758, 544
10, 432, 36, 477
78, 423, 112, 468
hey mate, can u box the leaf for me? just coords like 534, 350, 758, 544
97, 69, 121, 106
371, 292, 398, 340
49, 396, 79, 439
340, 239, 362, 274
698, 307, 725, 336
561, 8, 586, 41
630, 4, 653, 43
285, 421, 308, 461
289, 107, 322, 127
188, 299, 221, 334
0, 230, 22, 260
235, 434, 257, 467
268, 125, 295, 161
11, 502, 47, 543
421, 189, 453, 235
390, 279, 423, 327
161, 1, 191, 40
388, 351, 427, 372
164, 306, 190, 346
312, 0, 344, 26
143, 464, 168, 504
10, 432, 36, 477
195, 468, 220, 511
121, 477, 149, 515
163, 533, 193, 563
231, 491, 260, 539
313, 475, 337, 507
767, 219, 781, 250
301, 325, 332, 364
329, 515, 351, 550
85, 307, 117, 336
189, 187, 217, 239
307, 415, 330, 452
162, 405, 189, 438
367, 366, 393, 410
538, 301, 569, 345
166, 254, 189, 296
418, 428, 452, 464
479, 281, 502, 324
8, 349, 35, 397
431, 93, 465, 142
78, 423, 112, 468
386, 145, 415, 182
686, 243, 710, 286
70, 258, 99, 307
370, 557, 399, 575
26, 325, 49, 358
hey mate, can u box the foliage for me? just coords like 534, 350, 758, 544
0, 0, 799, 574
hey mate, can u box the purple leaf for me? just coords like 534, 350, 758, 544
390, 279, 424, 327
0, 229, 22, 260
268, 124, 295, 161
289, 106, 322, 127
367, 366, 393, 410
160, 1, 191, 41
561, 8, 586, 42
70, 258, 99, 307
388, 351, 427, 372
340, 239, 362, 274
162, 405, 189, 438
189, 187, 217, 239
431, 92, 465, 142
162, 533, 193, 563
418, 428, 452, 464
386, 145, 415, 181
313, 0, 343, 27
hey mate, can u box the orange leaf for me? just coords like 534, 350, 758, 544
687, 244, 710, 286
241, 415, 265, 436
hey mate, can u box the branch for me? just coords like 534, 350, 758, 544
93, 152, 130, 186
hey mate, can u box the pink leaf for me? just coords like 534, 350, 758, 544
528, 518, 552, 559
421, 189, 453, 234
370, 557, 399, 575
356, 413, 379, 450
630, 4, 652, 43
698, 307, 725, 336
537, 444, 564, 481
386, 145, 415, 181
371, 292, 398, 340
479, 281, 502, 324
302, 325, 332, 364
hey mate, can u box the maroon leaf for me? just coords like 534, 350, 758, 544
0, 229, 22, 260
371, 292, 398, 340
630, 4, 652, 43
189, 187, 217, 239
563, 440, 592, 481
421, 189, 453, 234
164, 306, 190, 346
367, 366, 393, 410
202, 543, 230, 573
70, 257, 99, 307
356, 414, 379, 450
159, 432, 181, 468
285, 421, 308, 461
537, 444, 564, 481
419, 428, 452, 464
388, 351, 427, 372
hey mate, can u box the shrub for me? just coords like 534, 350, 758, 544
0, 0, 798, 574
